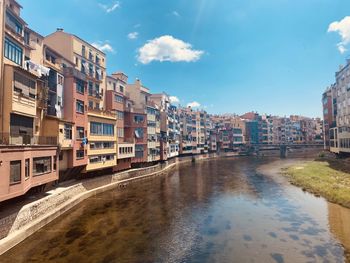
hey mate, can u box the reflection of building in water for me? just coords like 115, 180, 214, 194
328, 203, 350, 255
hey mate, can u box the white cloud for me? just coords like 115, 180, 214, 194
338, 44, 347, 54
98, 2, 120, 13
169, 96, 180, 104
328, 16, 350, 53
128, 32, 139, 40
91, 41, 115, 53
137, 35, 204, 64
172, 11, 180, 17
187, 101, 201, 108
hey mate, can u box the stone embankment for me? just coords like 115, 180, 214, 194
0, 152, 234, 255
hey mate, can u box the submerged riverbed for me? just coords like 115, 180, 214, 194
1, 157, 350, 263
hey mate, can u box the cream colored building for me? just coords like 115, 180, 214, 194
146, 102, 160, 162
45, 29, 118, 172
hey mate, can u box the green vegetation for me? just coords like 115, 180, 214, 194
284, 160, 350, 208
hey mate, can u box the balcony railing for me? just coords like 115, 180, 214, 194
46, 106, 57, 117
0, 133, 58, 146
119, 137, 135, 144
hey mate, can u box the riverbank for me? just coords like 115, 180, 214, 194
283, 158, 350, 209
0, 152, 236, 255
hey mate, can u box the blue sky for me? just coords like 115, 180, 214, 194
20, 0, 350, 117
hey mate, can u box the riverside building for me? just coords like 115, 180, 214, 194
44, 29, 118, 173
0, 0, 58, 201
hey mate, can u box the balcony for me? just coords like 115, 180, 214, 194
63, 67, 87, 81
121, 137, 135, 143
0, 133, 58, 146
87, 107, 116, 119
118, 142, 135, 159
5, 10, 23, 38
46, 106, 57, 117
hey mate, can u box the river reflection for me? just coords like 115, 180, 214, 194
1, 157, 350, 263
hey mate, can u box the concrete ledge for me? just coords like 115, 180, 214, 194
0, 152, 230, 255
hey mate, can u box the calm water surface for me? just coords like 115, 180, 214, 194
1, 157, 350, 263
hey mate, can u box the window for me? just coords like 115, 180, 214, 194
82, 45, 86, 57
33, 157, 52, 176
117, 128, 124, 138
113, 83, 116, 91
103, 142, 114, 149
115, 95, 124, 103
76, 150, 84, 159
90, 122, 114, 136
88, 81, 93, 96
57, 96, 62, 106
135, 128, 144, 139
13, 71, 36, 98
76, 100, 84, 114
24, 31, 30, 45
95, 84, 100, 97
135, 145, 144, 158
4, 37, 23, 65
76, 79, 85, 94
119, 146, 132, 154
120, 85, 124, 93
89, 63, 93, 77
147, 107, 156, 115
6, 11, 23, 35
134, 115, 144, 123
81, 60, 86, 74
88, 100, 93, 109
25, 159, 30, 179
89, 155, 114, 163
90, 142, 114, 149
103, 123, 114, 135
64, 124, 72, 139
77, 127, 85, 139
10, 160, 21, 185
147, 121, 156, 127
95, 102, 100, 110
53, 156, 57, 171
116, 111, 124, 120
96, 67, 101, 80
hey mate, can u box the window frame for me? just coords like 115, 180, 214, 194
10, 160, 21, 185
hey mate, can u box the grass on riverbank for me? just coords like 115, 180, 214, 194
284, 160, 350, 208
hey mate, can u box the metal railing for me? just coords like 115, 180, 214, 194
0, 133, 58, 146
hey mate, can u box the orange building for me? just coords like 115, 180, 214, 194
0, 0, 58, 202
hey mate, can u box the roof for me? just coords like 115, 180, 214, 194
107, 74, 127, 84
43, 44, 75, 66
26, 27, 44, 39
45, 30, 106, 56
10, 0, 22, 8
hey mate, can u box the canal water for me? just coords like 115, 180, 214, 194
1, 157, 350, 263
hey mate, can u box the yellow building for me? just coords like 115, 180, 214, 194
86, 110, 117, 171
44, 29, 118, 172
